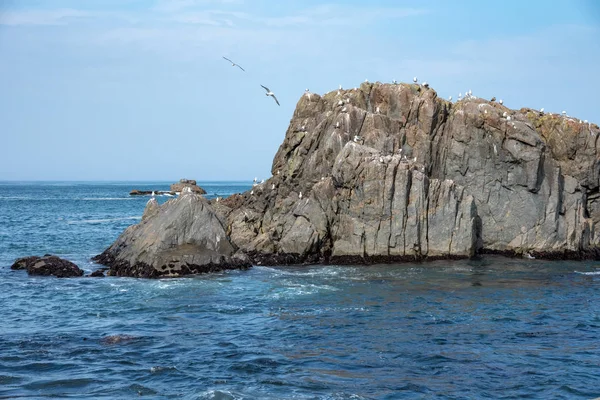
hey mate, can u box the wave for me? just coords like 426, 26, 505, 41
574, 270, 600, 275
80, 197, 135, 201
67, 216, 141, 225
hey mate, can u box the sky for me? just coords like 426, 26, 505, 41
1, 0, 599, 181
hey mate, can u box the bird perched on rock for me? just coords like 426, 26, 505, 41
448, 96, 452, 101
413, 77, 418, 83
540, 108, 544, 113
490, 97, 496, 102
222, 56, 245, 71
499, 99, 503, 105
261, 85, 280, 106
422, 82, 429, 88
299, 192, 303, 199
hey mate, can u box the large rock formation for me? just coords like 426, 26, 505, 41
93, 189, 251, 277
96, 81, 600, 277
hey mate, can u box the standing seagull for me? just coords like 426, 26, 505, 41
222, 56, 245, 71
261, 85, 280, 106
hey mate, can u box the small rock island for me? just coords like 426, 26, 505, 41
129, 179, 206, 196
93, 81, 599, 277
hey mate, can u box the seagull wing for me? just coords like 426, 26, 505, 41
272, 95, 280, 106
260, 84, 270, 92
235, 64, 245, 72
223, 56, 234, 64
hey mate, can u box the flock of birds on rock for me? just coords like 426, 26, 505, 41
220, 56, 595, 190
223, 55, 592, 128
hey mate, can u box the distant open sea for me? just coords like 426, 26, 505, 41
1, 181, 600, 399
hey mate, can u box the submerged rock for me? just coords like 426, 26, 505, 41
11, 255, 84, 278
93, 188, 251, 278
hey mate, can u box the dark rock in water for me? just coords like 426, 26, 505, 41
12, 255, 84, 278
100, 335, 137, 345
89, 268, 108, 277
93, 188, 251, 278
170, 179, 206, 194
10, 256, 39, 270
129, 189, 176, 196
129, 179, 206, 196
97, 81, 600, 277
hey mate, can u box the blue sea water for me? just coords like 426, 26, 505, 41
1, 182, 600, 399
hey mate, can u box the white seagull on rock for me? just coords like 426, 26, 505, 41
261, 85, 280, 106
222, 56, 245, 71
413, 77, 418, 83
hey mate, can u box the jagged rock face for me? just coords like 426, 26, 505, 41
96, 81, 599, 276
222, 82, 599, 261
93, 190, 250, 277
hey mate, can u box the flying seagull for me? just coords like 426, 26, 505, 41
222, 56, 245, 72
261, 85, 280, 106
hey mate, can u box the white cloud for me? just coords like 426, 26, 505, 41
0, 8, 90, 26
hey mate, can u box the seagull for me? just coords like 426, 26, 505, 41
151, 191, 155, 197
339, 84, 342, 90
413, 77, 418, 83
335, 121, 340, 128
540, 108, 544, 113
261, 85, 280, 106
222, 56, 245, 71
562, 111, 567, 116
299, 192, 303, 199
375, 106, 380, 114
271, 183, 275, 190
304, 89, 311, 101
499, 99, 503, 105
448, 96, 452, 101
392, 79, 398, 84
422, 82, 429, 88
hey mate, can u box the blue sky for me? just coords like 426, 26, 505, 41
1, 0, 599, 181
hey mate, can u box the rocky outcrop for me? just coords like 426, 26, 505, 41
93, 189, 251, 278
96, 81, 600, 277
11, 255, 84, 278
129, 179, 206, 196
215, 82, 599, 262
170, 179, 206, 194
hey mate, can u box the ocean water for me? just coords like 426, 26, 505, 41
1, 182, 600, 399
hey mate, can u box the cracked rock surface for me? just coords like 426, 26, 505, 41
96, 82, 600, 277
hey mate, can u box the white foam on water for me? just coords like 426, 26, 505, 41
574, 270, 600, 275
67, 216, 141, 224
81, 197, 134, 201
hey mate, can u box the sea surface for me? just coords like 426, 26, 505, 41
1, 182, 600, 399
